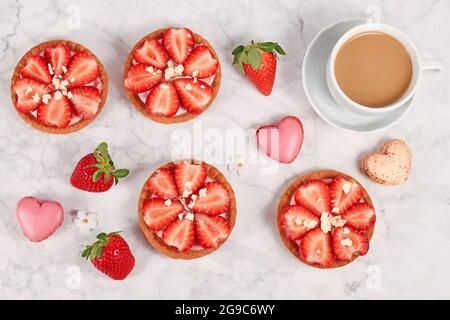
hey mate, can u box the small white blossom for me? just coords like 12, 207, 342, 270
74, 210, 99, 233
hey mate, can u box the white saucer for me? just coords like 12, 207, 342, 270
302, 18, 413, 133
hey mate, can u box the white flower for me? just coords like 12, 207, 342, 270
74, 210, 99, 233
227, 155, 251, 177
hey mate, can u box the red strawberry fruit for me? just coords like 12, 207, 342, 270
330, 176, 363, 215
174, 161, 207, 195
232, 41, 286, 96
13, 78, 50, 113
70, 142, 129, 193
145, 81, 180, 117
124, 63, 163, 93
65, 51, 99, 88
294, 180, 331, 216
82, 231, 135, 280
147, 168, 179, 199
192, 182, 230, 215
278, 205, 320, 241
163, 28, 194, 64
342, 203, 376, 231
183, 46, 218, 79
331, 226, 369, 262
21, 55, 52, 84
134, 39, 168, 69
36, 95, 72, 128
195, 214, 231, 249
44, 44, 70, 76
162, 218, 195, 252
299, 228, 333, 268
173, 78, 213, 114
143, 198, 184, 231
70, 86, 101, 120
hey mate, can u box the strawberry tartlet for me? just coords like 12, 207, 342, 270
11, 40, 108, 134
277, 170, 376, 268
138, 160, 236, 259
124, 28, 221, 124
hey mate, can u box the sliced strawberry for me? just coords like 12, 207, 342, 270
145, 81, 180, 117
162, 218, 195, 252
64, 51, 99, 88
147, 168, 179, 199
294, 180, 331, 216
195, 214, 231, 249
44, 44, 70, 76
330, 177, 363, 215
36, 96, 72, 128
299, 228, 333, 268
342, 203, 376, 231
173, 78, 213, 114
183, 46, 218, 79
192, 182, 230, 215
13, 78, 50, 113
124, 63, 163, 93
174, 161, 207, 195
69, 86, 101, 120
134, 39, 168, 69
163, 28, 194, 64
21, 55, 52, 84
331, 226, 369, 261
279, 205, 320, 241
142, 198, 184, 231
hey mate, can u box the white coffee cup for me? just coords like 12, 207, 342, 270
326, 6, 443, 116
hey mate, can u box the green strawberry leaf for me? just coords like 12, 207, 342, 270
92, 169, 102, 182
232, 50, 242, 65
258, 42, 277, 51
95, 245, 104, 258
236, 55, 245, 73
81, 246, 91, 259
97, 142, 108, 155
274, 44, 286, 55
93, 152, 104, 164
89, 243, 98, 260
241, 51, 249, 65
113, 169, 130, 179
248, 47, 262, 70
232, 45, 245, 55
97, 232, 107, 240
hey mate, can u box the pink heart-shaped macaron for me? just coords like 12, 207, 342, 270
256, 116, 304, 164
16, 196, 64, 242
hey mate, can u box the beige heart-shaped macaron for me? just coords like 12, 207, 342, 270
361, 139, 412, 185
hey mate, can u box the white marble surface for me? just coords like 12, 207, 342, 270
0, 0, 449, 300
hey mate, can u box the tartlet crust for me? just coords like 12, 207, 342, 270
277, 170, 375, 269
10, 40, 108, 134
138, 160, 236, 259
123, 28, 222, 124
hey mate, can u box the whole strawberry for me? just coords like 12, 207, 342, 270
70, 142, 129, 193
232, 41, 286, 96
81, 231, 135, 280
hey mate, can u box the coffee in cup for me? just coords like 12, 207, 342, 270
334, 31, 413, 108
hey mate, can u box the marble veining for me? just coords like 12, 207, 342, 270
0, 0, 449, 299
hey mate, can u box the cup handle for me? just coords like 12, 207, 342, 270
421, 58, 444, 72
365, 5, 382, 24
